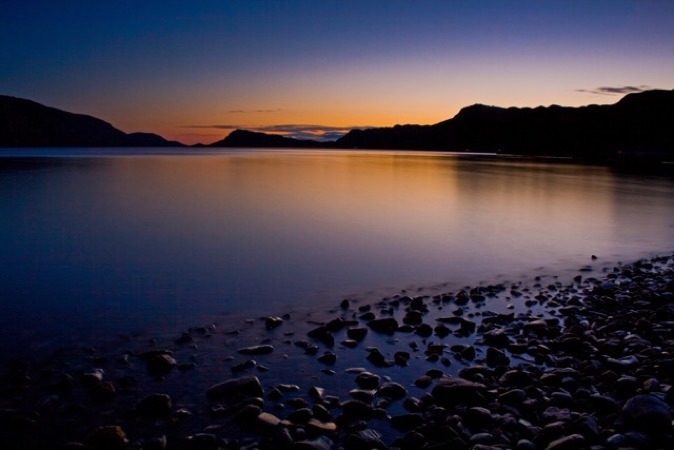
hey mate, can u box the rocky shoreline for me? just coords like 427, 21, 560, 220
2, 254, 674, 449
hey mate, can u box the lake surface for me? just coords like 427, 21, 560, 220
1, 148, 673, 355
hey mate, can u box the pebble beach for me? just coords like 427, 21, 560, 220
2, 253, 674, 450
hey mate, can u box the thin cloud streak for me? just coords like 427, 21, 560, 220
229, 108, 282, 114
576, 85, 652, 96
183, 123, 373, 141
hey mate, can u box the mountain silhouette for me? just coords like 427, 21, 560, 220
209, 129, 325, 148
213, 89, 674, 163
0, 95, 183, 147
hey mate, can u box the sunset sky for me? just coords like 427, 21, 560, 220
1, 1, 673, 145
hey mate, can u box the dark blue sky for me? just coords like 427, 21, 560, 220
2, 1, 673, 143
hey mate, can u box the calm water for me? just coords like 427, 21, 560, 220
1, 148, 673, 354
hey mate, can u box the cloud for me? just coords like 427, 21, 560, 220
183, 124, 372, 141
229, 108, 282, 114
576, 85, 652, 96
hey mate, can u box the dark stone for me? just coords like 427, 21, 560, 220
431, 376, 488, 406
367, 318, 399, 334
377, 382, 407, 401
84, 426, 128, 450
237, 345, 274, 355
355, 371, 380, 390
366, 349, 392, 367
390, 413, 424, 431
347, 327, 368, 341
317, 352, 337, 365
545, 434, 585, 450
265, 316, 284, 330
207, 376, 264, 400
621, 394, 673, 433
345, 428, 387, 450
136, 393, 172, 417
340, 400, 375, 420
485, 347, 510, 367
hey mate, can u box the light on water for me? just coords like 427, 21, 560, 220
0, 149, 673, 352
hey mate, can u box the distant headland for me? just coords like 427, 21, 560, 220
1, 90, 673, 163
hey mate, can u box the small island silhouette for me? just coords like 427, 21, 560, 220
1, 90, 673, 164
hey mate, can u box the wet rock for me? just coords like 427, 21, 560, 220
390, 413, 423, 431
377, 382, 407, 401
265, 316, 284, 330
347, 327, 368, 341
367, 317, 399, 334
621, 394, 673, 433
355, 371, 380, 390
307, 418, 338, 434
482, 328, 511, 348
144, 353, 177, 376
414, 375, 432, 389
464, 406, 493, 430
237, 345, 274, 355
81, 369, 104, 387
136, 393, 172, 417
431, 376, 488, 406
294, 436, 334, 450
142, 435, 167, 450
415, 323, 433, 337
84, 425, 128, 450
232, 404, 261, 423
308, 326, 335, 347
366, 348, 392, 367
317, 352, 337, 365
345, 428, 387, 450
287, 408, 313, 424
485, 347, 510, 367
340, 400, 375, 420
257, 411, 281, 428
545, 433, 585, 450
207, 375, 264, 401
394, 351, 410, 366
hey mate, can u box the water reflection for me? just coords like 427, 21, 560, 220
0, 150, 672, 351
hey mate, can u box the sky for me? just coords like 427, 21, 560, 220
1, 1, 673, 145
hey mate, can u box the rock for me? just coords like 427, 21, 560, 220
431, 376, 488, 406
485, 347, 510, 367
142, 435, 167, 450
545, 433, 585, 450
293, 436, 334, 450
367, 318, 399, 334
366, 348, 392, 367
81, 369, 104, 387
265, 316, 284, 330
340, 400, 375, 420
317, 352, 337, 365
144, 353, 177, 375
308, 326, 335, 347
377, 382, 407, 400
347, 327, 368, 341
390, 413, 423, 431
257, 411, 281, 428
232, 404, 261, 423
136, 393, 172, 417
307, 418, 338, 434
287, 408, 313, 424
414, 375, 432, 389
207, 376, 263, 400
355, 371, 380, 390
84, 425, 128, 450
345, 428, 387, 450
483, 328, 510, 348
237, 345, 274, 355
621, 394, 673, 433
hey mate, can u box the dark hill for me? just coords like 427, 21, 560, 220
0, 95, 183, 147
209, 129, 328, 148
335, 89, 674, 161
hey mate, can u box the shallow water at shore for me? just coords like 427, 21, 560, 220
1, 149, 673, 358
